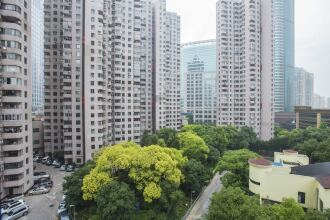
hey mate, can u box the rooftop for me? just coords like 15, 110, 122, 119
249, 158, 272, 166
290, 162, 330, 177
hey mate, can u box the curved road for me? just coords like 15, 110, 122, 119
185, 172, 223, 220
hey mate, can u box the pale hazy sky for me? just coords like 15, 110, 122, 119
167, 0, 330, 97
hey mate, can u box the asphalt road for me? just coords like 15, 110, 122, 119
21, 163, 70, 220
185, 172, 223, 220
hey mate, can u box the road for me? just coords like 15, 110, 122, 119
185, 172, 223, 220
21, 163, 70, 220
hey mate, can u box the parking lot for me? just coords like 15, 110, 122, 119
21, 163, 70, 220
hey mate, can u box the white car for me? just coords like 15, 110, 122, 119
1, 200, 25, 215
1, 204, 29, 220
28, 187, 50, 196
33, 171, 50, 182
60, 165, 67, 171
57, 201, 67, 215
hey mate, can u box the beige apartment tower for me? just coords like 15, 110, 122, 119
0, 0, 33, 199
43, 0, 181, 164
216, 0, 274, 140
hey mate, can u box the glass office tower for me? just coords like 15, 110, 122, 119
31, 0, 44, 114
181, 40, 217, 124
273, 0, 295, 112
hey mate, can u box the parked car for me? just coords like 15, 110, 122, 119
0, 195, 23, 210
35, 177, 52, 184
38, 181, 53, 189
59, 210, 70, 220
33, 172, 50, 182
1, 204, 29, 220
28, 187, 50, 196
60, 165, 67, 171
1, 199, 25, 215
66, 165, 74, 172
57, 200, 67, 215
41, 156, 50, 164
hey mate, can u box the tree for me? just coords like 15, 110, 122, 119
82, 142, 187, 203
216, 149, 258, 190
96, 181, 136, 220
207, 187, 267, 220
229, 127, 257, 150
156, 128, 179, 148
140, 131, 158, 147
306, 209, 330, 220
268, 198, 306, 220
177, 131, 209, 162
63, 161, 95, 208
180, 159, 211, 195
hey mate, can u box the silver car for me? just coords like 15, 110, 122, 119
1, 200, 25, 215
1, 204, 29, 220
28, 187, 50, 196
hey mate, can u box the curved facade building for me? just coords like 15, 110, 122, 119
0, 0, 33, 199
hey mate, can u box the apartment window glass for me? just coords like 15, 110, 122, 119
298, 192, 305, 204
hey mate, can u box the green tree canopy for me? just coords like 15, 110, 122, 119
82, 142, 187, 203
216, 149, 258, 190
95, 181, 136, 220
177, 131, 210, 161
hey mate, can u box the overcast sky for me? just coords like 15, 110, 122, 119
167, 0, 330, 97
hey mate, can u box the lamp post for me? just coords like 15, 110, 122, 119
190, 190, 196, 206
70, 205, 75, 220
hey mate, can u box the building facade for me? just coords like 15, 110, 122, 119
0, 0, 33, 199
273, 0, 295, 112
294, 68, 314, 108
216, 0, 274, 140
32, 115, 44, 154
249, 151, 330, 211
44, 0, 181, 164
31, 0, 44, 114
295, 106, 330, 129
181, 40, 217, 124
313, 94, 326, 109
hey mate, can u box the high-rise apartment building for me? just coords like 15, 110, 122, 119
181, 40, 217, 124
31, 0, 44, 114
0, 0, 33, 199
273, 0, 295, 112
313, 94, 326, 109
152, 2, 181, 131
216, 0, 274, 140
44, 0, 181, 164
294, 68, 314, 107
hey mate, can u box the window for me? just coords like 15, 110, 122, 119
298, 192, 305, 204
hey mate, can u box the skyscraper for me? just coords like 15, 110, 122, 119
216, 0, 274, 140
44, 0, 181, 164
313, 94, 326, 109
273, 0, 295, 112
181, 40, 217, 124
294, 68, 314, 107
31, 0, 44, 115
0, 0, 33, 199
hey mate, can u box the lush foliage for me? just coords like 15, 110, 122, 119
82, 142, 186, 202
216, 149, 258, 190
177, 131, 209, 161
95, 181, 136, 220
207, 187, 307, 220
63, 161, 95, 208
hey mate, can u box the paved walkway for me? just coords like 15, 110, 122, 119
185, 172, 223, 220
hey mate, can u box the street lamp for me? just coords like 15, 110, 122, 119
190, 190, 196, 206
70, 205, 75, 220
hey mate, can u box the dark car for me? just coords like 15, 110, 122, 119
34, 177, 52, 185
46, 160, 53, 166
38, 181, 53, 188
54, 163, 62, 168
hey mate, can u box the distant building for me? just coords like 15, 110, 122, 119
313, 94, 326, 109
216, 0, 274, 140
31, 0, 44, 114
275, 112, 296, 130
295, 106, 330, 129
249, 150, 330, 211
181, 40, 217, 124
294, 68, 314, 108
273, 0, 295, 112
327, 98, 330, 108
32, 115, 44, 154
